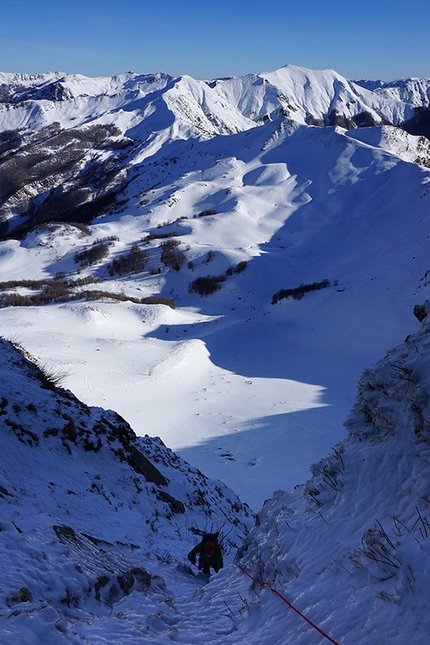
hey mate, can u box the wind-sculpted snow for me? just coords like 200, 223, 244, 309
234, 305, 430, 644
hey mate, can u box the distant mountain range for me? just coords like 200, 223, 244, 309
1, 65, 430, 239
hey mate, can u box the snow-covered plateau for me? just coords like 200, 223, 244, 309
1, 64, 430, 643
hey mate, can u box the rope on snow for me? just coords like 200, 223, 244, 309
236, 563, 341, 645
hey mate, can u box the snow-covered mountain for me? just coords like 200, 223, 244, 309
1, 64, 430, 509
1, 62, 430, 643
1, 64, 430, 237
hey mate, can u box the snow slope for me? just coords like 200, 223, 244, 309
0, 64, 430, 511
231, 302, 430, 645
0, 337, 253, 643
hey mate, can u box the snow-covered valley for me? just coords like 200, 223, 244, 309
1, 64, 430, 643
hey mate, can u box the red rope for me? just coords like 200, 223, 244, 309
236, 564, 341, 645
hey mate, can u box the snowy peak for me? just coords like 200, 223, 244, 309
259, 64, 380, 125
255, 64, 430, 129
1, 63, 430, 241
2, 64, 430, 134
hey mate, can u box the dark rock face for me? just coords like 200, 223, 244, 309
402, 107, 430, 140
413, 302, 430, 322
15, 80, 73, 103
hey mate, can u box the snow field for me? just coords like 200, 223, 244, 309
1, 117, 430, 511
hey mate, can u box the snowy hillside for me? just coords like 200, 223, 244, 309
231, 302, 430, 645
1, 64, 430, 510
0, 337, 252, 642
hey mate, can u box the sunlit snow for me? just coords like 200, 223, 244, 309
1, 64, 430, 644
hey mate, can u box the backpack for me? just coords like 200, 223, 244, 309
202, 533, 217, 559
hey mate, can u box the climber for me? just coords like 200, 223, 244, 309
188, 532, 223, 575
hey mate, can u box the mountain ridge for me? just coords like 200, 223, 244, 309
1, 63, 430, 241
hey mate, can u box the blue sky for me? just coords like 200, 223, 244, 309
1, 0, 430, 81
